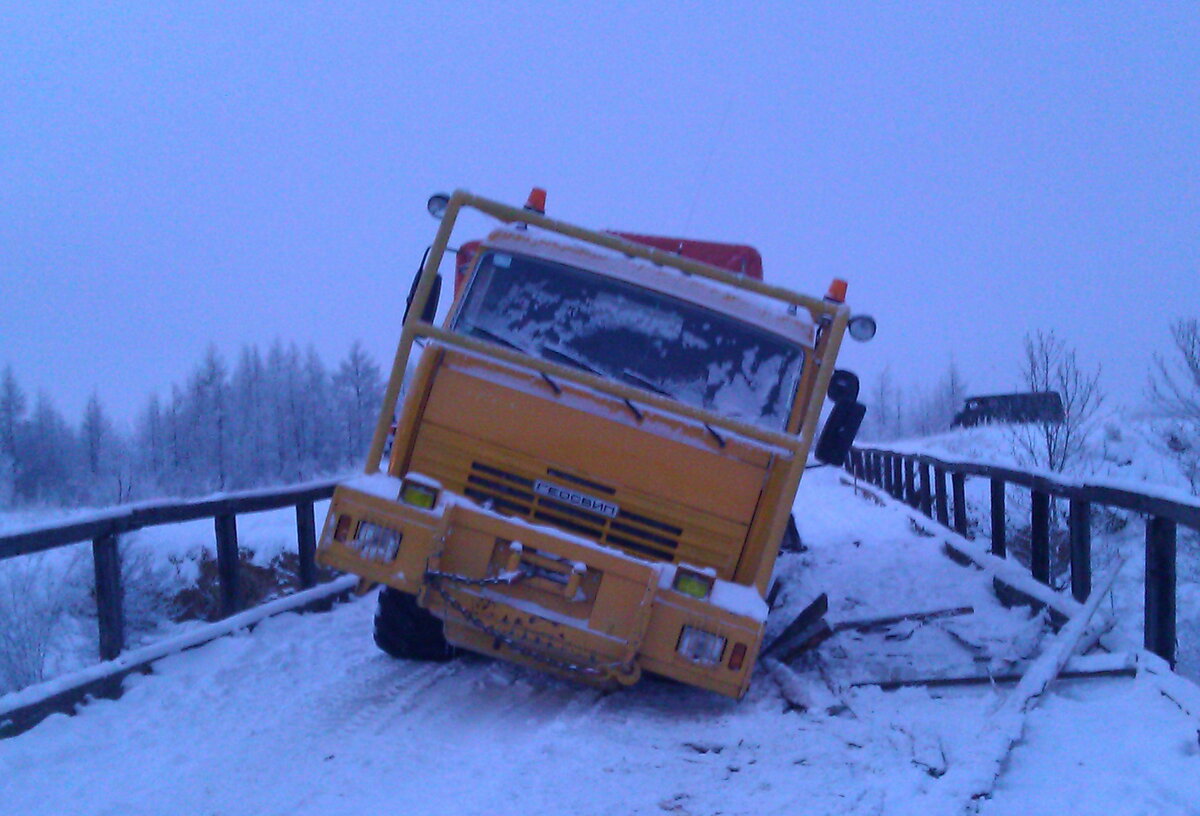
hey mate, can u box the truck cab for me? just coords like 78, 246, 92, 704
316, 190, 870, 698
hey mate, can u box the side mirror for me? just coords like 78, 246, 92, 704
404, 264, 443, 325
815, 400, 866, 465
827, 370, 860, 403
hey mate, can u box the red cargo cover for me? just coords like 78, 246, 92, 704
609, 232, 763, 280
454, 232, 763, 295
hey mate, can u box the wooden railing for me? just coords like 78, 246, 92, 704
0, 480, 340, 663
848, 446, 1200, 667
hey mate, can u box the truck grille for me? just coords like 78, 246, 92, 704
464, 461, 681, 562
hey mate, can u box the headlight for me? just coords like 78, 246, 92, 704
677, 626, 727, 665
399, 477, 440, 509
672, 566, 714, 600
352, 522, 402, 562
848, 314, 877, 342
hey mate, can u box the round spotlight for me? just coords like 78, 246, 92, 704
848, 315, 877, 342
426, 193, 450, 220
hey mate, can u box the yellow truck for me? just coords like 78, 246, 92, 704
316, 189, 874, 699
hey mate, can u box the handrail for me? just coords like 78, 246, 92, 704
0, 479, 341, 667
848, 444, 1195, 668
0, 479, 340, 561
853, 446, 1200, 529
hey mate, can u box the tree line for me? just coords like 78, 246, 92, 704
0, 340, 384, 508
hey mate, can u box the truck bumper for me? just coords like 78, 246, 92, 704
316, 475, 764, 699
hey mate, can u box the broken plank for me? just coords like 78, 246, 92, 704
944, 556, 1127, 813
847, 651, 1137, 690
831, 605, 974, 634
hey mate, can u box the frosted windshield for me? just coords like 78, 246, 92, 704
453, 251, 805, 431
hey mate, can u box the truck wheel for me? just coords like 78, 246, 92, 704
374, 587, 455, 662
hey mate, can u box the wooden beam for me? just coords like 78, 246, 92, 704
296, 501, 317, 590
990, 478, 1006, 557
92, 533, 124, 662
1030, 490, 1050, 585
1145, 515, 1177, 666
214, 514, 240, 618
1069, 499, 1092, 602
935, 467, 950, 526
952, 472, 968, 536
945, 558, 1125, 810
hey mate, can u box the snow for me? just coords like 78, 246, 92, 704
658, 562, 769, 623
2, 469, 1198, 815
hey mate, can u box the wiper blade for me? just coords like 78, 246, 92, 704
541, 346, 602, 377
470, 325, 522, 352
540, 347, 646, 423
620, 369, 672, 399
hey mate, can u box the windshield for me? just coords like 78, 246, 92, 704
452, 251, 806, 431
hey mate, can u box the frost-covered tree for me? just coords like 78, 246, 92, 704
18, 393, 77, 503
79, 392, 129, 503
1147, 318, 1200, 493
1009, 330, 1103, 473
864, 366, 900, 440
0, 366, 27, 505
229, 345, 270, 488
300, 346, 335, 474
184, 346, 232, 490
134, 394, 166, 494
333, 340, 383, 461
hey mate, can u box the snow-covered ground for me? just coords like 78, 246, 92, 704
2, 470, 1197, 815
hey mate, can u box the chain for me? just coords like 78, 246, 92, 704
424, 568, 527, 588
424, 569, 631, 680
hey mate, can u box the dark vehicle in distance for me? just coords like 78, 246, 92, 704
952, 392, 1064, 428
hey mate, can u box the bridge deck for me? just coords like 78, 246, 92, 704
1, 470, 1197, 815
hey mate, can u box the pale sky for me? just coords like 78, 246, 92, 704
2, 3, 1197, 425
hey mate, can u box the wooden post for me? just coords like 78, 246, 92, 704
1069, 499, 1092, 603
892, 456, 904, 500
873, 453, 883, 487
885, 454, 897, 497
1144, 515, 1177, 667
920, 464, 934, 517
92, 532, 125, 661
903, 459, 917, 507
214, 513, 240, 617
296, 501, 317, 590
952, 472, 968, 536
1030, 490, 1050, 585
935, 468, 950, 526
990, 478, 1006, 557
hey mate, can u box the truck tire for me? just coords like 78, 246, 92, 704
373, 587, 455, 662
